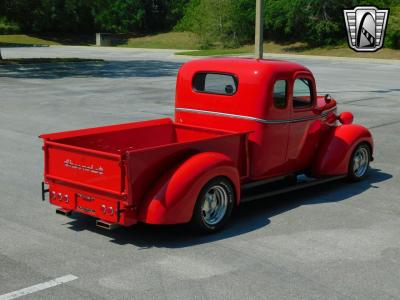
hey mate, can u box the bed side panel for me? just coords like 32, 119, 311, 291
126, 132, 248, 207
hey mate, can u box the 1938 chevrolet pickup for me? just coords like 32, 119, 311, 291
40, 58, 373, 233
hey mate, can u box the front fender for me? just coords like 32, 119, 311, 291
312, 124, 373, 177
138, 152, 240, 225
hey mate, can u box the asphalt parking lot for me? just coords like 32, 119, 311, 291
0, 46, 399, 299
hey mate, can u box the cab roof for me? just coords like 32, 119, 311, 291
180, 57, 310, 78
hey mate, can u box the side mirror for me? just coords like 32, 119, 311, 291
325, 94, 332, 104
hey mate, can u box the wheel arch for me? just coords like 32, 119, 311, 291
312, 124, 373, 177
137, 152, 240, 225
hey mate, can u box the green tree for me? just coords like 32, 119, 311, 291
164, 0, 191, 29
93, 0, 147, 33
179, 0, 357, 48
1, 0, 189, 34
94, 0, 189, 33
386, 5, 400, 48
176, 0, 254, 48
264, 0, 399, 48
2, 0, 95, 33
264, 0, 354, 46
0, 0, 398, 49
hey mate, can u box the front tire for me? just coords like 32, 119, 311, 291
348, 143, 371, 181
190, 177, 235, 233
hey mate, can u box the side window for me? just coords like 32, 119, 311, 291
293, 78, 313, 108
193, 72, 238, 95
273, 80, 287, 109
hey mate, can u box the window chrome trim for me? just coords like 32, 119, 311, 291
175, 107, 336, 124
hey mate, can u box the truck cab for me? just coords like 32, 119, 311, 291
175, 58, 338, 180
41, 58, 373, 233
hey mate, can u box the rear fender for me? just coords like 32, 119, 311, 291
138, 152, 240, 225
312, 124, 373, 176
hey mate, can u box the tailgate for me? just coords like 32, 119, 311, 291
43, 141, 125, 196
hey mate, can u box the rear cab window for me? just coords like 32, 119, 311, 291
193, 72, 238, 96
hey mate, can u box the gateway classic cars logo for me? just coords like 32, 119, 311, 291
344, 6, 389, 52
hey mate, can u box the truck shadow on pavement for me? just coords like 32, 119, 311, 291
65, 168, 392, 248
0, 60, 182, 79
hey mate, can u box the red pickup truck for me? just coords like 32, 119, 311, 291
40, 58, 373, 232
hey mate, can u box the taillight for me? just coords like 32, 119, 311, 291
101, 205, 114, 216
50, 190, 69, 204
107, 207, 114, 216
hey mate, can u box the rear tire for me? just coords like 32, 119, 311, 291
348, 143, 371, 182
190, 177, 235, 233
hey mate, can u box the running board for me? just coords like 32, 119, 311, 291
240, 175, 346, 203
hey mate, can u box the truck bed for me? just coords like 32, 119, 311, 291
41, 118, 249, 223
43, 118, 231, 154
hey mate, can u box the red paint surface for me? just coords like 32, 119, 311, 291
40, 58, 373, 226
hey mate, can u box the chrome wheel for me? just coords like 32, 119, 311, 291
191, 177, 235, 233
201, 185, 228, 226
353, 146, 369, 178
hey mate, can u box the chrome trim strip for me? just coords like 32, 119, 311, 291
175, 107, 336, 124
176, 108, 269, 123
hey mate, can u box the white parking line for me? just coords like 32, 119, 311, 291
0, 275, 78, 300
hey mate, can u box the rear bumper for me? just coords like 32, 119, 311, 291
43, 181, 137, 226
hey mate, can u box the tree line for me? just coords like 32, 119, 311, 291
1, 0, 399, 49
0, 0, 188, 33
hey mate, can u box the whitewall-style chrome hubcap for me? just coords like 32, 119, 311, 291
201, 185, 228, 225
353, 147, 369, 177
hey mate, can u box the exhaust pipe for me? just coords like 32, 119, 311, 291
96, 220, 120, 230
56, 208, 72, 216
